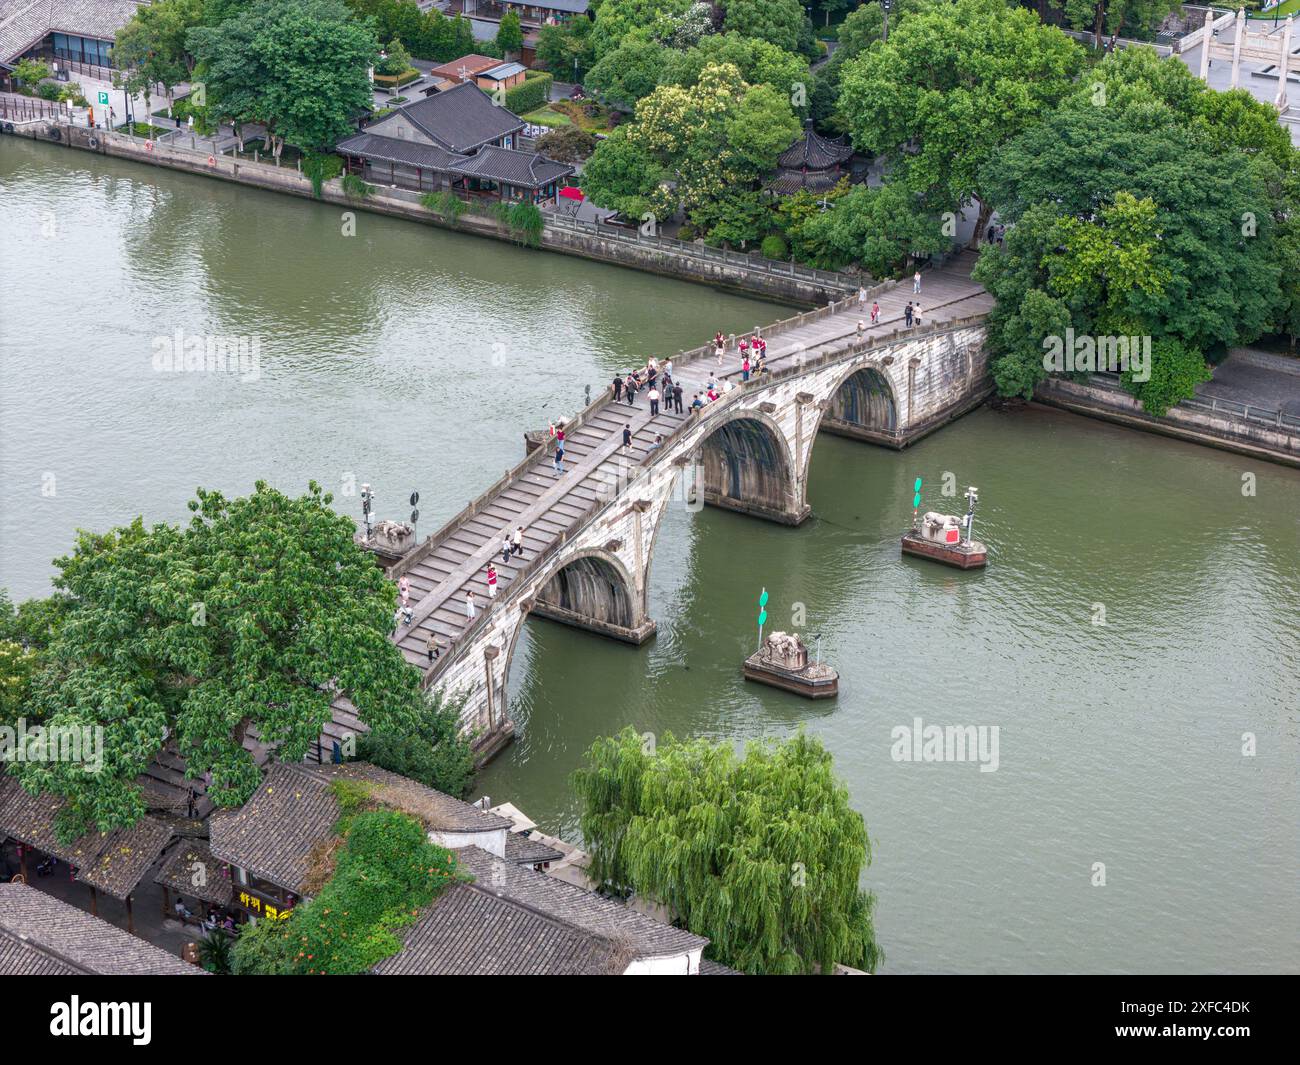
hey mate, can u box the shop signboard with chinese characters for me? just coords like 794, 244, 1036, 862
234, 885, 295, 922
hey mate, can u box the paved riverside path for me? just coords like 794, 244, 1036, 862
343, 254, 990, 727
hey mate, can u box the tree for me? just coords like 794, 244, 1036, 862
535, 125, 599, 162
112, 0, 204, 113
1054, 0, 1180, 49
836, 0, 926, 59
721, 0, 805, 53
658, 31, 808, 112
591, 0, 692, 61
10, 482, 423, 842
534, 18, 596, 81
798, 181, 949, 274
838, 0, 1082, 244
375, 36, 413, 76
355, 688, 477, 799
584, 39, 667, 110
188, 0, 377, 157
496, 10, 524, 58
582, 63, 799, 244
11, 59, 51, 91
572, 728, 883, 974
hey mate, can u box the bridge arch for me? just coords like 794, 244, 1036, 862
694, 407, 807, 526
818, 359, 901, 448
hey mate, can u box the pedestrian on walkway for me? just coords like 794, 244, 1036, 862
742, 354, 750, 381
904, 302, 914, 327
398, 575, 410, 606
871, 301, 880, 325
613, 374, 623, 402
512, 526, 525, 558
914, 303, 922, 326
672, 382, 684, 414
465, 591, 476, 621
622, 424, 633, 452
400, 603, 413, 627
648, 386, 660, 416
857, 319, 865, 337
664, 358, 673, 379
549, 421, 566, 474
858, 285, 868, 310
427, 631, 441, 662
625, 373, 637, 406
486, 563, 498, 599
913, 270, 922, 294
501, 532, 512, 563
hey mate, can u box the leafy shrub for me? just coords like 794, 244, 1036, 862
503, 72, 552, 116
229, 809, 461, 975
341, 172, 373, 200
355, 688, 477, 799
761, 233, 789, 260
198, 929, 233, 974
36, 81, 61, 102
535, 126, 597, 163
302, 151, 343, 198
421, 189, 467, 224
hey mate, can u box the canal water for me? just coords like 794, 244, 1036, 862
3, 138, 1297, 974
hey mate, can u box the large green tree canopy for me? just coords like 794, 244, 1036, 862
572, 728, 883, 974
973, 48, 1292, 412
188, 0, 377, 155
10, 482, 421, 841
837, 0, 1082, 240
581, 61, 799, 244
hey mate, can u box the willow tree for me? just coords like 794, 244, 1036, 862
572, 728, 883, 974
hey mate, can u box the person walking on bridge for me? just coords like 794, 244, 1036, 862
913, 303, 922, 327
648, 385, 660, 417
858, 285, 868, 311
486, 563, 498, 600
913, 270, 922, 294
904, 302, 914, 327
426, 631, 441, 663
501, 532, 512, 564
871, 301, 880, 326
625, 373, 638, 406
613, 374, 623, 403
512, 526, 525, 558
622, 424, 633, 453
465, 591, 476, 621
673, 381, 683, 414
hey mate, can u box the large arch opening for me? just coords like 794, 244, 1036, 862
531, 550, 652, 645
822, 366, 899, 444
696, 413, 807, 526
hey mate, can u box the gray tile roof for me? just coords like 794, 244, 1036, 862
390, 80, 523, 153
0, 775, 174, 899
457, 846, 708, 960
373, 881, 621, 975
777, 121, 854, 171
504, 831, 564, 866
0, 0, 146, 64
208, 763, 340, 894
153, 839, 234, 907
336, 131, 466, 173
209, 761, 510, 893
449, 144, 573, 189
700, 958, 744, 975
0, 883, 204, 975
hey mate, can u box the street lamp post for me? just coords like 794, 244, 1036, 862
361, 483, 374, 540
962, 486, 979, 546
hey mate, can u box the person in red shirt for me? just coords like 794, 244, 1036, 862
486, 563, 498, 599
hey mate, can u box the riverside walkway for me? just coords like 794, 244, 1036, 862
321, 255, 992, 755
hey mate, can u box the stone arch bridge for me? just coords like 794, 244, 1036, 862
321, 257, 993, 759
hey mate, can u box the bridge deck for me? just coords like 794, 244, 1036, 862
323, 255, 990, 750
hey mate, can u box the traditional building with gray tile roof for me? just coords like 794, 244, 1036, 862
0, 882, 204, 975
456, 846, 709, 974
0, 0, 147, 67
338, 81, 573, 204
374, 881, 623, 975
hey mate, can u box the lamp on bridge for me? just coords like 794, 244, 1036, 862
361, 483, 374, 540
